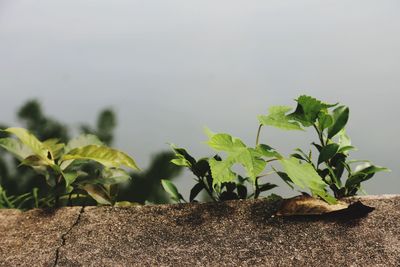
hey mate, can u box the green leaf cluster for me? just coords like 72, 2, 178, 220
165, 133, 280, 203
259, 95, 389, 200
0, 127, 139, 207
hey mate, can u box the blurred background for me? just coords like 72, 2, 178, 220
0, 0, 399, 201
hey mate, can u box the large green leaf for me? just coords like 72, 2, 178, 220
0, 138, 32, 160
65, 134, 103, 153
61, 145, 139, 170
207, 133, 246, 152
258, 106, 303, 131
328, 106, 349, 138
280, 157, 336, 204
207, 133, 266, 186
3, 127, 52, 164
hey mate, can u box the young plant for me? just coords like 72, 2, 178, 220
163, 132, 280, 203
0, 127, 139, 207
258, 95, 389, 200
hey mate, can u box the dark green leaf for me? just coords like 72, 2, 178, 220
328, 106, 349, 138
236, 184, 247, 198
318, 143, 339, 165
258, 183, 277, 192
288, 95, 337, 127
273, 169, 294, 189
192, 159, 210, 177
290, 153, 306, 161
346, 165, 390, 188
189, 182, 204, 202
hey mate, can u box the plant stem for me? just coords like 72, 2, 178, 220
255, 124, 262, 146
201, 176, 217, 202
54, 175, 63, 208
313, 124, 325, 147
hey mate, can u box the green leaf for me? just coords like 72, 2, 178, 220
192, 159, 210, 178
62, 145, 139, 170
346, 165, 390, 188
82, 184, 112, 205
328, 106, 349, 138
317, 143, 339, 165
99, 168, 131, 184
208, 157, 237, 185
338, 146, 355, 154
207, 133, 267, 185
255, 144, 281, 158
20, 155, 49, 167
280, 157, 336, 204
3, 127, 52, 164
170, 144, 196, 167
64, 134, 103, 153
161, 179, 184, 202
288, 95, 337, 127
189, 182, 204, 202
207, 133, 246, 152
337, 129, 351, 147
317, 111, 333, 130
258, 106, 303, 131
43, 139, 65, 160
337, 130, 355, 154
63, 171, 80, 190
0, 138, 32, 160
258, 183, 277, 192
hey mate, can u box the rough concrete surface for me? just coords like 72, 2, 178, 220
0, 195, 399, 266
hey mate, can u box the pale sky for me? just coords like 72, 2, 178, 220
0, 0, 399, 196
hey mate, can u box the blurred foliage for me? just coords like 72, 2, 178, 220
117, 152, 182, 204
0, 100, 181, 209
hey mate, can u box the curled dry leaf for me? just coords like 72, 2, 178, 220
276, 195, 349, 216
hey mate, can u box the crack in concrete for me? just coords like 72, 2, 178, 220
53, 206, 85, 267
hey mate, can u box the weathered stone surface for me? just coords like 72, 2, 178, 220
0, 207, 82, 267
1, 195, 399, 266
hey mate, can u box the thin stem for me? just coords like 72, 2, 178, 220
54, 175, 62, 208
201, 176, 217, 202
256, 171, 276, 179
253, 178, 258, 199
313, 124, 325, 147
255, 124, 262, 146
265, 158, 278, 163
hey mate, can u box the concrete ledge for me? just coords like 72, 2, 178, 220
0, 195, 399, 266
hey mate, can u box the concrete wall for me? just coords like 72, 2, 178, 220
0, 195, 399, 266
